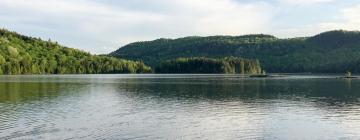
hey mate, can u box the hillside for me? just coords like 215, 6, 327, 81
0, 29, 151, 74
110, 30, 360, 73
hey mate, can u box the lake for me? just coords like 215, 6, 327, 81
0, 74, 360, 139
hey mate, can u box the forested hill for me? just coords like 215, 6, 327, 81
0, 29, 151, 74
110, 30, 360, 73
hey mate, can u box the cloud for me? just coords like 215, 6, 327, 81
142, 0, 275, 35
0, 0, 166, 53
272, 4, 360, 38
318, 4, 360, 31
0, 0, 276, 54
278, 0, 336, 5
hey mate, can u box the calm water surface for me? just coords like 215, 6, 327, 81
0, 74, 360, 139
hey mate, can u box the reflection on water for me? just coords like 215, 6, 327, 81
0, 74, 360, 139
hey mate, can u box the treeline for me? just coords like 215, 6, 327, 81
155, 57, 261, 74
111, 30, 360, 73
0, 29, 151, 74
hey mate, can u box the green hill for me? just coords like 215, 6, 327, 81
0, 29, 151, 74
110, 30, 360, 73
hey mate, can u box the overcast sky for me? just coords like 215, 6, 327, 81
1, 0, 360, 54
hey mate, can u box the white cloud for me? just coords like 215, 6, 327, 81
271, 3, 360, 38
0, 0, 166, 53
318, 4, 360, 31
278, 0, 335, 5
145, 0, 275, 35
0, 0, 276, 54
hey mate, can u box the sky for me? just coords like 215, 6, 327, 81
1, 0, 360, 54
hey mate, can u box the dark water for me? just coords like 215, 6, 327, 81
0, 74, 360, 140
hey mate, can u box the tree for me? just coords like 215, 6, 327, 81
155, 57, 262, 74
7, 46, 19, 58
0, 54, 5, 65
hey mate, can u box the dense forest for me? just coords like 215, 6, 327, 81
155, 57, 262, 74
111, 30, 360, 73
0, 29, 151, 74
